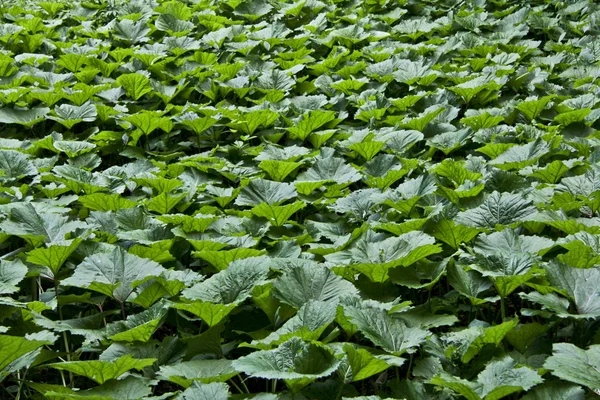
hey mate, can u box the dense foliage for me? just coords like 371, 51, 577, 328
1, 0, 600, 398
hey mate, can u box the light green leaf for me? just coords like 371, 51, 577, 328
1, 333, 56, 378
342, 298, 428, 355
171, 301, 237, 327
251, 201, 306, 226
341, 344, 390, 383
194, 248, 267, 271
288, 110, 336, 140
79, 193, 137, 212
106, 302, 168, 343
41, 376, 153, 400
116, 73, 153, 100
429, 219, 480, 250
46, 354, 156, 384
516, 95, 554, 121
26, 238, 82, 276
0, 259, 28, 294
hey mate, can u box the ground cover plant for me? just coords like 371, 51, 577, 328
1, 0, 600, 398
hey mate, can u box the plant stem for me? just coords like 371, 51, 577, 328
120, 302, 127, 319
335, 382, 344, 400
55, 282, 73, 387
238, 376, 249, 393
406, 354, 414, 380
500, 295, 506, 321
15, 369, 27, 400
229, 379, 244, 394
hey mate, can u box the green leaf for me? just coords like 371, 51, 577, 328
444, 318, 518, 363
544, 344, 600, 391
0, 107, 49, 126
522, 381, 585, 400
477, 356, 543, 399
0, 150, 37, 180
106, 302, 168, 342
62, 247, 166, 303
177, 382, 231, 400
455, 191, 536, 229
297, 150, 361, 184
460, 112, 504, 130
233, 337, 340, 383
489, 139, 550, 170
249, 300, 336, 349
194, 248, 267, 270
0, 203, 88, 245
516, 95, 554, 121
505, 323, 548, 353
235, 179, 297, 206
171, 301, 237, 327
554, 108, 591, 126
26, 239, 82, 276
348, 141, 386, 161
0, 259, 28, 294
432, 356, 542, 400
1, 333, 56, 378
182, 257, 270, 304
447, 262, 496, 305
273, 264, 358, 308
258, 160, 302, 181
79, 193, 137, 212
342, 298, 428, 355
46, 354, 156, 384
429, 219, 480, 249
543, 260, 600, 318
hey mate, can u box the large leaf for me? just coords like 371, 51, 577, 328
273, 264, 358, 308
455, 191, 536, 229
342, 297, 428, 355
182, 257, 270, 304
544, 343, 600, 391
233, 337, 340, 381
46, 354, 156, 384
62, 247, 166, 302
